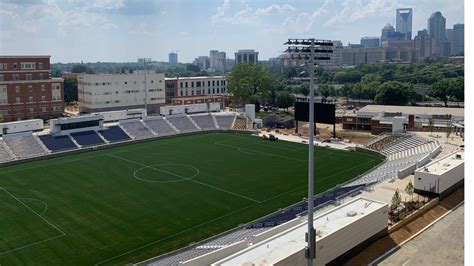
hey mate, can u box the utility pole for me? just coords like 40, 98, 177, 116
140, 57, 151, 114
284, 39, 333, 266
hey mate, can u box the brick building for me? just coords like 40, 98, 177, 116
0, 56, 64, 122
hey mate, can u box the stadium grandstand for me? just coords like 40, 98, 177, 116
0, 110, 248, 165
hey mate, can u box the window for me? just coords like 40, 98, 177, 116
16, 97, 21, 104
212, 80, 215, 86
28, 85, 33, 92
185, 82, 188, 88
0, 99, 7, 104
196, 81, 201, 87
180, 82, 183, 88
124, 81, 128, 85
151, 80, 154, 83
13, 74, 19, 80
208, 81, 211, 86
41, 84, 46, 92
191, 82, 194, 87
212, 88, 215, 94
15, 86, 20, 93
29, 108, 35, 113
21, 62, 35, 70
26, 74, 33, 80
39, 73, 44, 80
0, 63, 6, 70
0, 75, 3, 81
38, 63, 44, 70
13, 63, 17, 69
41, 107, 47, 112
41, 96, 46, 102
28, 96, 33, 102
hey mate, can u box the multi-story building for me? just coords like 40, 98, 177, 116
77, 71, 165, 114
396, 8, 413, 40
428, 11, 446, 41
235, 49, 258, 65
164, 76, 228, 108
366, 47, 387, 64
360, 37, 380, 48
453, 24, 464, 55
414, 29, 437, 59
0, 55, 64, 122
209, 50, 226, 73
193, 56, 210, 71
168, 53, 178, 64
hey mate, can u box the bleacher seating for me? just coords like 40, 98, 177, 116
98, 126, 131, 142
214, 114, 235, 129
380, 135, 429, 155
366, 135, 402, 151
144, 117, 177, 136
119, 120, 155, 139
38, 134, 78, 152
233, 116, 248, 130
3, 133, 47, 158
189, 115, 217, 130
166, 116, 198, 133
70, 131, 105, 147
0, 140, 15, 162
246, 184, 366, 229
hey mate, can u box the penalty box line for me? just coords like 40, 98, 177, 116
107, 153, 261, 204
0, 187, 66, 256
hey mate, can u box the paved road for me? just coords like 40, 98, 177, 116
378, 204, 464, 266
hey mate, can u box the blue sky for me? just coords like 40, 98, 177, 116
0, 0, 464, 63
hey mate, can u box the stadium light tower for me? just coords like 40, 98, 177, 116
284, 38, 333, 266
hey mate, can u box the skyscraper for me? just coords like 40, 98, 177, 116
428, 11, 446, 41
381, 23, 404, 44
453, 24, 464, 55
428, 11, 449, 57
169, 53, 178, 64
360, 37, 380, 47
396, 8, 413, 40
210, 50, 226, 73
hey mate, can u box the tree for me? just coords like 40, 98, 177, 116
391, 189, 401, 211
299, 83, 310, 96
374, 81, 416, 106
405, 180, 414, 202
445, 121, 453, 143
70, 64, 95, 74
227, 63, 277, 106
63, 77, 78, 104
275, 91, 295, 111
428, 118, 434, 136
317, 84, 335, 100
338, 84, 353, 104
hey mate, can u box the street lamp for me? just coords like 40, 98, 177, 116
284, 38, 333, 266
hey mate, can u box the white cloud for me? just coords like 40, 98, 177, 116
275, 0, 333, 34
325, 0, 397, 26
211, 0, 231, 24
255, 4, 296, 15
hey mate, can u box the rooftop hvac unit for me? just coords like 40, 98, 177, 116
346, 210, 357, 217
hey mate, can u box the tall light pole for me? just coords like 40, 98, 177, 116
284, 39, 333, 266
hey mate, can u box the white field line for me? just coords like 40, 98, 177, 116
19, 197, 48, 216
96, 157, 379, 265
0, 187, 66, 255
107, 154, 261, 204
95, 173, 321, 266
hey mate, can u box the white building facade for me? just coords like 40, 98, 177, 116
168, 76, 227, 98
78, 72, 165, 114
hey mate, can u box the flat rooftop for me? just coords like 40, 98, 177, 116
215, 197, 386, 265
358, 105, 464, 117
165, 76, 225, 80
416, 151, 464, 176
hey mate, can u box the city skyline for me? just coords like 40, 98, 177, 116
0, 0, 464, 63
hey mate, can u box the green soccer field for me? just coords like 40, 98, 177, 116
0, 132, 383, 265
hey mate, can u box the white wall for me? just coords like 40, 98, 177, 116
78, 72, 165, 110
94, 109, 146, 122
415, 157, 464, 194
160, 103, 220, 116
0, 119, 43, 135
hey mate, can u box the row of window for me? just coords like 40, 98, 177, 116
179, 80, 226, 88
87, 97, 164, 105
80, 80, 162, 86
0, 62, 44, 71
0, 106, 62, 116
179, 87, 226, 97
6, 96, 60, 104
0, 73, 48, 81
78, 89, 162, 96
